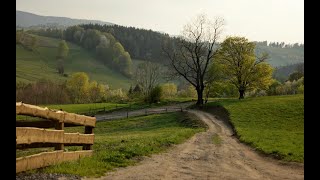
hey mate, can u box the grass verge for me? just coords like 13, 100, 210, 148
203, 94, 304, 163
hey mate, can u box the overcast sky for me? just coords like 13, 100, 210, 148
16, 0, 304, 44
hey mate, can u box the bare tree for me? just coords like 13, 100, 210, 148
162, 14, 224, 105
135, 61, 162, 99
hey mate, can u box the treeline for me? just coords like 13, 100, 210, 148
28, 28, 63, 39
254, 41, 304, 49
29, 24, 304, 68
29, 24, 173, 64
273, 63, 304, 82
27, 26, 133, 77
16, 30, 37, 51
16, 72, 128, 105
78, 24, 172, 64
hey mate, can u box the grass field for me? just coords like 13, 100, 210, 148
16, 102, 129, 121
17, 112, 207, 177
16, 34, 132, 89
16, 98, 196, 121
204, 94, 304, 162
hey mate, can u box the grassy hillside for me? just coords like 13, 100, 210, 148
205, 94, 304, 162
16, 34, 132, 89
256, 45, 304, 67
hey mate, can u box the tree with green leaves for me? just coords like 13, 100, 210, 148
56, 40, 69, 74
66, 72, 90, 103
57, 40, 69, 59
204, 60, 224, 102
216, 36, 273, 99
88, 80, 106, 103
118, 51, 132, 77
30, 36, 37, 51
161, 83, 177, 98
288, 71, 304, 82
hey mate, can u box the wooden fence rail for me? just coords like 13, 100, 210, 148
16, 102, 96, 173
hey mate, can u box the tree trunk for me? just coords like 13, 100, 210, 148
239, 89, 245, 99
196, 88, 204, 105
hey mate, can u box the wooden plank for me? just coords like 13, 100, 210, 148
16, 127, 64, 145
64, 133, 94, 144
16, 128, 94, 145
16, 150, 93, 173
83, 126, 94, 150
64, 113, 96, 127
16, 102, 96, 127
16, 128, 94, 146
16, 150, 63, 173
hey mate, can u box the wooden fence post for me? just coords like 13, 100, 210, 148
54, 121, 64, 150
83, 126, 93, 150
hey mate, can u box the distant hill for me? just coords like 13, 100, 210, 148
273, 62, 304, 82
78, 24, 304, 68
16, 34, 132, 89
17, 11, 304, 68
16, 10, 114, 28
255, 44, 304, 67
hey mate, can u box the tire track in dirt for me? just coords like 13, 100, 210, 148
84, 110, 304, 180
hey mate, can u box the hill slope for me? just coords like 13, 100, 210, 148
206, 94, 304, 162
16, 35, 132, 89
272, 62, 304, 82
256, 45, 304, 67
16, 10, 113, 28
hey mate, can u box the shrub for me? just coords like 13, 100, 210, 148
147, 86, 162, 103
106, 88, 128, 103
177, 85, 197, 98
161, 83, 177, 98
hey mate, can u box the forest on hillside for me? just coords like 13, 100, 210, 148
28, 23, 304, 68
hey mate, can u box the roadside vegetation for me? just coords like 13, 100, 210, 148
203, 94, 304, 162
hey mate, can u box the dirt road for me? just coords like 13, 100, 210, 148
85, 110, 304, 180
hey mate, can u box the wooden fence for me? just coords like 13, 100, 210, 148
16, 102, 96, 173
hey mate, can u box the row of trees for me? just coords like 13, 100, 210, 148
16, 72, 128, 105
16, 30, 37, 51
28, 26, 133, 77
162, 15, 273, 104
64, 26, 133, 77
254, 41, 304, 49
79, 24, 171, 64
273, 63, 304, 82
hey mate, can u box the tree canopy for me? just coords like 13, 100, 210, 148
216, 36, 273, 99
57, 40, 69, 59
